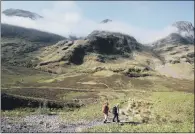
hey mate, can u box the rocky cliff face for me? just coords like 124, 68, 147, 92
86, 30, 142, 54
38, 30, 143, 66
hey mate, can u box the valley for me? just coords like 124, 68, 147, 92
1, 8, 194, 133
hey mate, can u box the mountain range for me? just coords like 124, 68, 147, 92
1, 6, 194, 133
1, 8, 194, 80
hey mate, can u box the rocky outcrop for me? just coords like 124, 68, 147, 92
86, 30, 142, 54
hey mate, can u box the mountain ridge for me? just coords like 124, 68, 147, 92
2, 8, 43, 20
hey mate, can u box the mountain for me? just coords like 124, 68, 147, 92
37, 30, 143, 66
172, 21, 194, 39
1, 19, 194, 80
1, 23, 65, 43
152, 43, 194, 80
152, 21, 194, 46
150, 22, 194, 80
101, 19, 112, 24
86, 30, 142, 54
1, 23, 66, 67
2, 8, 43, 20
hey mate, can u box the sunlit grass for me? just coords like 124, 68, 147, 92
83, 92, 194, 133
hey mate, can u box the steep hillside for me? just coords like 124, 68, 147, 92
34, 29, 194, 80
36, 31, 149, 65
37, 30, 143, 65
152, 44, 194, 80
1, 24, 65, 43
149, 22, 194, 80
148, 21, 194, 80
32, 30, 165, 81
1, 24, 66, 67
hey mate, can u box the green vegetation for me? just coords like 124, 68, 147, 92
1, 108, 37, 117
1, 22, 194, 133
83, 122, 193, 133
1, 62, 194, 133
83, 92, 194, 133
1, 23, 65, 68
60, 98, 124, 123
1, 65, 54, 88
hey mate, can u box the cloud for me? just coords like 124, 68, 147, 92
1, 1, 178, 44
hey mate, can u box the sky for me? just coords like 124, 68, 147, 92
1, 1, 194, 44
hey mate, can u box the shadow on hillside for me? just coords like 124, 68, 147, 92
105, 121, 141, 125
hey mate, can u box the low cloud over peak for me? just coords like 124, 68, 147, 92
1, 1, 193, 44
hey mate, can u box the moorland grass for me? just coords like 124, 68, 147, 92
83, 91, 194, 133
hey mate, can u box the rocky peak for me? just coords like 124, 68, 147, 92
2, 8, 43, 20
172, 21, 194, 33
86, 30, 141, 55
101, 19, 112, 24
39, 30, 143, 66
172, 21, 194, 40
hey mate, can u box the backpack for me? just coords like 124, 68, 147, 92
112, 106, 117, 114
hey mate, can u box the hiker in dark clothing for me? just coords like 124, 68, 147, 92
112, 104, 120, 122
102, 102, 110, 123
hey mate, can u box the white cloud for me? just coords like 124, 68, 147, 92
1, 1, 178, 44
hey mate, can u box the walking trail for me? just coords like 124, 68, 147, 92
1, 114, 128, 133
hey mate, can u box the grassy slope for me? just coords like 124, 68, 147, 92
1, 65, 55, 88
1, 33, 194, 132
83, 92, 194, 133
1, 66, 194, 132
153, 44, 194, 80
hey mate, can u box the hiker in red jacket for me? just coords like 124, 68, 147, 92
102, 102, 110, 123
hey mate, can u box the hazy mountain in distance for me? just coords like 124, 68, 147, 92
101, 19, 112, 24
2, 8, 43, 20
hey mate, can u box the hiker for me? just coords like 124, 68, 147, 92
112, 104, 120, 122
102, 102, 110, 123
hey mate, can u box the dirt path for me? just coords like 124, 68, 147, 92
1, 114, 110, 133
